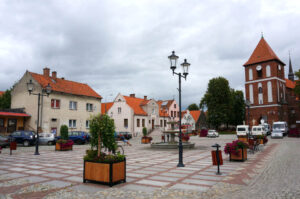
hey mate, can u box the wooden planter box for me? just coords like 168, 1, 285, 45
141, 137, 151, 144
237, 136, 248, 143
83, 159, 126, 187
259, 139, 264, 144
229, 148, 247, 162
55, 143, 73, 151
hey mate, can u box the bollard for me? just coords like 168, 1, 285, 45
211, 143, 223, 175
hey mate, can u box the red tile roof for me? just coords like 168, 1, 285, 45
244, 37, 284, 66
0, 112, 31, 117
0, 91, 4, 97
157, 101, 170, 117
286, 79, 296, 89
123, 96, 149, 116
190, 110, 201, 122
101, 102, 114, 114
29, 72, 102, 99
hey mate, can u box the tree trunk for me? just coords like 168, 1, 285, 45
98, 133, 101, 157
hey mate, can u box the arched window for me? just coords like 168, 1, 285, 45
249, 84, 254, 104
249, 68, 253, 80
258, 83, 263, 104
266, 65, 271, 77
256, 65, 262, 78
267, 81, 273, 102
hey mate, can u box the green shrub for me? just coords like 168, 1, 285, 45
60, 125, 69, 140
142, 127, 147, 137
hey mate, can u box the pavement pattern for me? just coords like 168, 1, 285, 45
0, 134, 298, 199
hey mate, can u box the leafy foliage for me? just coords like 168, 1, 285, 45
224, 140, 248, 155
60, 125, 69, 140
84, 150, 125, 163
229, 89, 245, 126
295, 70, 300, 96
142, 127, 147, 137
187, 103, 199, 111
89, 114, 116, 153
0, 89, 11, 109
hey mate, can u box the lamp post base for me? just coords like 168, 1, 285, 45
34, 151, 40, 155
177, 162, 185, 167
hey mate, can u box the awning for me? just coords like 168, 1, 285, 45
0, 112, 31, 117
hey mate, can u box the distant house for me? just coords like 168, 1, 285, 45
102, 93, 177, 135
11, 67, 102, 135
0, 91, 4, 97
181, 110, 207, 131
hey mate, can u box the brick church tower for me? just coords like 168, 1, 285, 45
243, 37, 288, 126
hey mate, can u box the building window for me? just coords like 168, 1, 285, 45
51, 118, 57, 122
69, 101, 77, 110
160, 120, 163, 127
267, 81, 273, 102
124, 119, 128, 128
137, 119, 140, 127
149, 120, 151, 124
51, 99, 60, 109
86, 120, 90, 128
0, 119, 4, 127
142, 119, 145, 127
86, 103, 93, 112
249, 84, 254, 104
152, 109, 155, 114
164, 120, 166, 127
249, 68, 253, 80
171, 111, 173, 117
174, 111, 176, 117
257, 68, 262, 78
69, 120, 76, 128
266, 65, 271, 77
258, 83, 263, 104
118, 107, 121, 114
174, 104, 176, 108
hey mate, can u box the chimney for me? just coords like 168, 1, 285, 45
130, 94, 135, 98
52, 71, 57, 79
61, 77, 65, 80
144, 96, 147, 100
43, 67, 50, 77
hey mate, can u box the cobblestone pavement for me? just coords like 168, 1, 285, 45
0, 134, 298, 198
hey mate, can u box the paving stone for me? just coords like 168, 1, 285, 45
24, 170, 47, 175
71, 184, 104, 193
171, 169, 195, 174
42, 180, 72, 188
170, 183, 209, 191
8, 167, 29, 172
0, 170, 8, 175
149, 175, 180, 182
125, 177, 137, 182
134, 170, 157, 175
64, 176, 83, 182
136, 179, 170, 186
122, 184, 159, 192
59, 170, 82, 175
42, 173, 68, 178
182, 178, 217, 186
126, 173, 148, 178
191, 175, 224, 181
160, 172, 189, 178
42, 168, 61, 172
25, 165, 43, 169
21, 176, 49, 183
2, 173, 28, 178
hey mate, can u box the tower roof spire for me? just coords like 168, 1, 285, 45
288, 51, 294, 81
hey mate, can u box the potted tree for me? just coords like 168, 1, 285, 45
224, 140, 248, 162
141, 127, 152, 144
83, 114, 126, 187
55, 125, 73, 151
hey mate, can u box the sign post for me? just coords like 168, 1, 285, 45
211, 143, 223, 175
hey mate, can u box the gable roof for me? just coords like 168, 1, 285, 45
190, 110, 201, 122
0, 91, 4, 97
157, 101, 170, 117
29, 72, 102, 99
123, 95, 149, 116
244, 37, 284, 66
101, 102, 114, 114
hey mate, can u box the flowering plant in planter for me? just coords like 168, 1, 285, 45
56, 125, 73, 151
200, 129, 208, 137
56, 139, 74, 147
182, 134, 190, 141
224, 140, 248, 155
263, 136, 268, 144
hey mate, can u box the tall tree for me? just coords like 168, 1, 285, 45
200, 77, 231, 129
295, 70, 300, 96
187, 103, 199, 111
229, 89, 245, 126
0, 89, 11, 109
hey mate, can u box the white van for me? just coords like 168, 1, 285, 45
236, 125, 250, 136
251, 125, 266, 136
272, 121, 288, 136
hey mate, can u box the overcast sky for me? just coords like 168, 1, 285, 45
1, 0, 300, 109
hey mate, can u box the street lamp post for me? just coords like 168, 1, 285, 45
168, 51, 190, 167
27, 79, 52, 155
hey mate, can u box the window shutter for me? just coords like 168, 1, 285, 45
56, 100, 60, 108
51, 99, 54, 108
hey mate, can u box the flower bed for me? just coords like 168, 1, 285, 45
55, 139, 74, 151
224, 140, 248, 161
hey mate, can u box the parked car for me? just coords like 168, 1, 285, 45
9, 131, 36, 147
56, 131, 89, 144
38, 133, 56, 145
272, 121, 288, 136
0, 135, 14, 148
271, 129, 283, 139
236, 125, 250, 137
251, 126, 266, 136
260, 123, 271, 135
207, 130, 219, 138
115, 132, 132, 140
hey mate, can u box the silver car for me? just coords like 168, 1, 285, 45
207, 130, 219, 138
271, 130, 283, 139
38, 133, 56, 145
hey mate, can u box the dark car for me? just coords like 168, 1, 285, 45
115, 132, 132, 140
10, 131, 36, 147
56, 131, 89, 144
0, 135, 15, 148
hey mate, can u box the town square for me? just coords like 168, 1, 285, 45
1, 0, 300, 198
